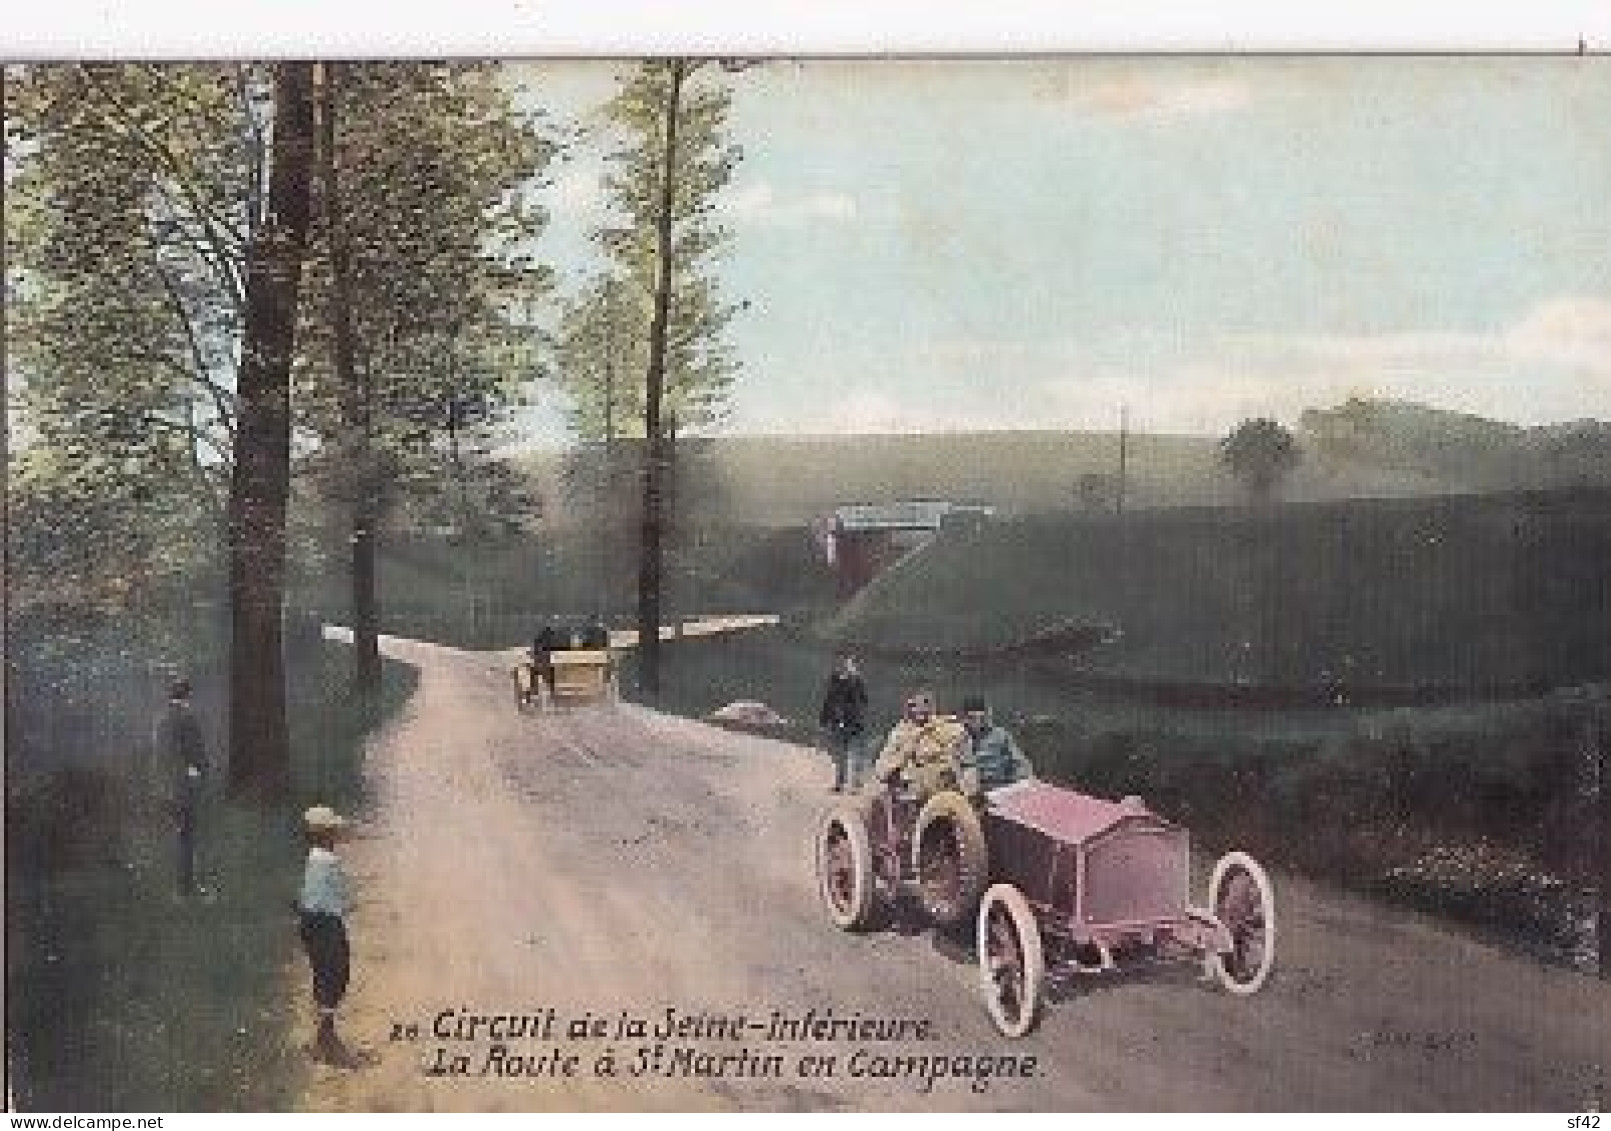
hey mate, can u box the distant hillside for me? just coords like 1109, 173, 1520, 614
521, 429, 1453, 527
1300, 399, 1611, 491
824, 488, 1611, 697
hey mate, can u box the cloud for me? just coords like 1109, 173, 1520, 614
1049, 72, 1254, 122
899, 296, 1611, 434
739, 386, 1029, 436
1221, 297, 1611, 424
721, 179, 858, 226
735, 297, 1611, 438
1504, 296, 1611, 374
806, 390, 983, 433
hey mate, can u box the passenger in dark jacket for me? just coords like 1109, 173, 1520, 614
531, 624, 566, 695
960, 694, 1034, 792
818, 655, 870, 792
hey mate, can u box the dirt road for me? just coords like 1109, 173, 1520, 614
300, 636, 1608, 1112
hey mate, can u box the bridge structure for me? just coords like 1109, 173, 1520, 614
814, 499, 995, 598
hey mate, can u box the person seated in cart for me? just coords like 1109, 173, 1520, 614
868, 690, 975, 804
529, 623, 565, 697
580, 617, 610, 650
959, 694, 1035, 792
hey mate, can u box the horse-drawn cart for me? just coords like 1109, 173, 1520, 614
513, 647, 619, 713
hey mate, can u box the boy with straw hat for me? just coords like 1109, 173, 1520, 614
297, 804, 359, 1067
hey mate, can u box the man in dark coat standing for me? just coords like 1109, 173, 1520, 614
818, 654, 870, 792
153, 677, 211, 899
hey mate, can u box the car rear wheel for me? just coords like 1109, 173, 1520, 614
816, 805, 876, 930
1206, 850, 1276, 995
912, 790, 988, 926
977, 883, 1043, 1038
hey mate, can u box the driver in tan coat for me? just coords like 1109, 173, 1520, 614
868, 690, 976, 801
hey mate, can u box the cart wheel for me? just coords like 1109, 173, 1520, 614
912, 790, 988, 926
816, 804, 876, 931
1206, 851, 1276, 995
977, 883, 1043, 1038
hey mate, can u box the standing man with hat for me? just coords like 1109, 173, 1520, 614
297, 804, 359, 1067
818, 653, 871, 792
152, 677, 211, 900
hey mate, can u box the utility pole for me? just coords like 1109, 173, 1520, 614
1115, 404, 1129, 516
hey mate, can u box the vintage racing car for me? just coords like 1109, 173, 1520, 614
815, 777, 1276, 1037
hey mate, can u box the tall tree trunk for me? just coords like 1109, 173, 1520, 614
636, 59, 685, 701
226, 62, 315, 799
665, 410, 680, 636
318, 62, 382, 694
597, 349, 615, 613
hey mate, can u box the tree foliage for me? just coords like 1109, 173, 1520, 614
1219, 417, 1303, 503
557, 60, 745, 692
561, 61, 743, 441
6, 61, 559, 786
295, 62, 556, 537
7, 63, 268, 606
5, 61, 557, 617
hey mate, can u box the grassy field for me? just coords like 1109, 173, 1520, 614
642, 625, 1604, 969
6, 637, 416, 1111
825, 488, 1611, 696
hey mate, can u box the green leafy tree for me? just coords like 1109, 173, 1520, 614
1219, 417, 1303, 504
5, 62, 317, 794
553, 275, 643, 610
6, 63, 269, 609
568, 59, 744, 695
298, 61, 555, 689
7, 61, 549, 790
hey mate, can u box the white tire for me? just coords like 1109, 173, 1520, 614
1206, 850, 1276, 995
976, 883, 1044, 1038
816, 805, 875, 931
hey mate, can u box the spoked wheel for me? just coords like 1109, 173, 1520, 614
976, 884, 1043, 1038
912, 791, 988, 926
1206, 851, 1277, 995
816, 805, 876, 930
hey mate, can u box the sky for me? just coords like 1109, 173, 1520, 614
511, 57, 1611, 442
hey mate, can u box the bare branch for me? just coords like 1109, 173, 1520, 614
150, 255, 239, 439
